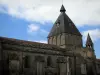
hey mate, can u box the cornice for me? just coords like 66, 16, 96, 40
2, 44, 74, 56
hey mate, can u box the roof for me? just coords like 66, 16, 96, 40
48, 5, 81, 37
0, 36, 83, 56
86, 33, 93, 45
0, 36, 66, 51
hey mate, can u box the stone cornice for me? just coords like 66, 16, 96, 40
2, 44, 74, 56
0, 37, 81, 57
0, 36, 66, 51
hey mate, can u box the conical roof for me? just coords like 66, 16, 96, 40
48, 5, 81, 38
86, 33, 93, 45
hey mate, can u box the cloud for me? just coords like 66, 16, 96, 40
82, 29, 100, 42
28, 39, 47, 43
27, 23, 49, 42
0, 0, 100, 26
27, 23, 49, 35
27, 24, 39, 33
36, 40, 47, 43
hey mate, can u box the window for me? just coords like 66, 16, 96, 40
47, 56, 52, 66
69, 57, 72, 73
23, 56, 30, 68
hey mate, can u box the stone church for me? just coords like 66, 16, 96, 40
0, 5, 99, 75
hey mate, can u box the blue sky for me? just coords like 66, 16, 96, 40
0, 0, 100, 58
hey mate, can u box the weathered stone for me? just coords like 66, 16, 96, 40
0, 4, 99, 75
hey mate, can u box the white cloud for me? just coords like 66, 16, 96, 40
36, 40, 47, 43
82, 29, 100, 42
27, 24, 39, 33
28, 39, 47, 43
0, 0, 100, 26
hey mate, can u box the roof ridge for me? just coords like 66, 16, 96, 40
0, 36, 67, 51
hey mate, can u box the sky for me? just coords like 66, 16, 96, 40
0, 0, 100, 58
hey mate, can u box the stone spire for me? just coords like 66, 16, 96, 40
86, 33, 93, 48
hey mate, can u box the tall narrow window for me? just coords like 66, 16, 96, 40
23, 56, 30, 68
47, 56, 52, 66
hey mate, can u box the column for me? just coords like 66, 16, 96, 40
35, 56, 45, 75
67, 57, 70, 75
57, 57, 67, 75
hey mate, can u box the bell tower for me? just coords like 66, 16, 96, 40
48, 5, 82, 49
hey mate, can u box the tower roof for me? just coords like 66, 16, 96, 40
48, 5, 81, 38
86, 33, 93, 45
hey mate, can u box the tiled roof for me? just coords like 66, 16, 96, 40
48, 5, 81, 37
0, 36, 66, 51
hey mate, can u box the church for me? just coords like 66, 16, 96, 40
0, 5, 100, 75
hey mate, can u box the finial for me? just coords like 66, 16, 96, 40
60, 5, 66, 12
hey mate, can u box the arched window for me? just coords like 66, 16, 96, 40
47, 56, 52, 66
23, 56, 30, 68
